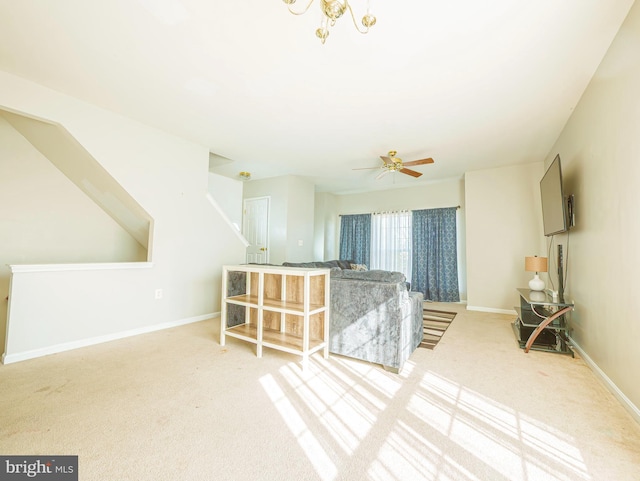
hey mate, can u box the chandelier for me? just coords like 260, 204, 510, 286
282, 0, 376, 44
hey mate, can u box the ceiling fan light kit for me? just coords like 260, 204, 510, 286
283, 0, 376, 44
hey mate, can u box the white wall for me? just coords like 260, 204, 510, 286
207, 172, 243, 232
285, 176, 315, 262
0, 117, 146, 263
314, 192, 338, 261
0, 116, 146, 351
543, 1, 640, 417
320, 178, 467, 300
331, 179, 464, 217
0, 71, 246, 362
465, 162, 545, 312
242, 175, 315, 264
2, 109, 152, 250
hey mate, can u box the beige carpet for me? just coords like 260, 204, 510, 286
2, 303, 640, 481
420, 308, 457, 349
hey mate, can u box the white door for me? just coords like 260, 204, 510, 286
243, 196, 270, 264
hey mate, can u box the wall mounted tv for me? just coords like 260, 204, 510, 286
540, 154, 571, 236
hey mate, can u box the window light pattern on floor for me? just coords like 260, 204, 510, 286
260, 356, 590, 481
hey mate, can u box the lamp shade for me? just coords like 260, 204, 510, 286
525, 256, 548, 273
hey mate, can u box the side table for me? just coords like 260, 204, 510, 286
512, 288, 574, 355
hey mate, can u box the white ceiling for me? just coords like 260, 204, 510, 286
0, 0, 634, 194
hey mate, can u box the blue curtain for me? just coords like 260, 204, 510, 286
339, 214, 371, 266
411, 207, 459, 302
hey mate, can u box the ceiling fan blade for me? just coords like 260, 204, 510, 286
353, 166, 381, 170
380, 156, 393, 165
402, 158, 434, 167
376, 169, 391, 180
400, 168, 422, 178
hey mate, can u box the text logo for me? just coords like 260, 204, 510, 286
0, 456, 77, 481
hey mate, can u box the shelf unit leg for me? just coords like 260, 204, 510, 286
256, 310, 263, 357
257, 271, 264, 358
280, 274, 286, 333
244, 271, 251, 326
302, 273, 310, 366
323, 273, 330, 359
220, 267, 228, 346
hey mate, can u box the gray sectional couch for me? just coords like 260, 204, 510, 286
283, 260, 424, 373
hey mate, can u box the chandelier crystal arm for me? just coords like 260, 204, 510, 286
346, 3, 372, 34
285, 0, 316, 16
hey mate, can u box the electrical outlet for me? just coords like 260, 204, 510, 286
155, 289, 163, 299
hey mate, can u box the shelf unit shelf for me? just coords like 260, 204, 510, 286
225, 294, 326, 314
224, 323, 326, 355
220, 264, 330, 369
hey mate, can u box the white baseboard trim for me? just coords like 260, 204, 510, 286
9, 262, 153, 273
424, 300, 468, 306
466, 305, 516, 315
569, 336, 640, 425
2, 312, 219, 365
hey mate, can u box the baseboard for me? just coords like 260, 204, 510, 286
569, 336, 640, 425
2, 312, 219, 365
424, 300, 468, 306
466, 305, 516, 315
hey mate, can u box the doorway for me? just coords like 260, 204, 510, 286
243, 196, 270, 264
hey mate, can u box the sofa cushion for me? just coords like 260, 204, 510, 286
330, 269, 406, 284
283, 259, 355, 270
335, 259, 355, 269
282, 261, 318, 268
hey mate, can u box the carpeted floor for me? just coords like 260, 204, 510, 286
420, 308, 457, 349
2, 303, 640, 480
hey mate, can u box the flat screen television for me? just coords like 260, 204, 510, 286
540, 154, 568, 236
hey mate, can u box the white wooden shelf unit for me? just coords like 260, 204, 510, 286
220, 264, 330, 368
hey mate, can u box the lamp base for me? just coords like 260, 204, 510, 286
529, 274, 545, 291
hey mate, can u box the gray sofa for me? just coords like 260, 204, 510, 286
327, 268, 424, 373
283, 261, 424, 373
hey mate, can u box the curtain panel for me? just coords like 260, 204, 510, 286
338, 214, 371, 266
411, 207, 460, 302
370, 211, 412, 280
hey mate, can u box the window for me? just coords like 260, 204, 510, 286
338, 207, 459, 302
370, 211, 412, 280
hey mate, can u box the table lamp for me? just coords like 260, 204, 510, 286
525, 256, 548, 291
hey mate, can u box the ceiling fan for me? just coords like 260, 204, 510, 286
354, 151, 435, 179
